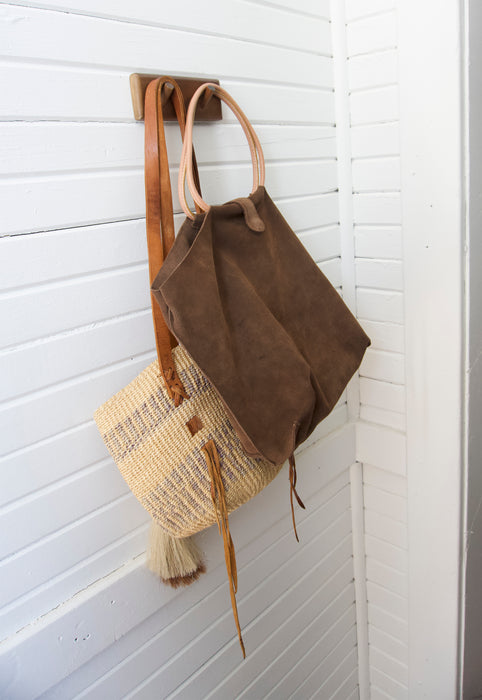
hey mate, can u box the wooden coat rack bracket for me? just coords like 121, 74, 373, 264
130, 74, 222, 121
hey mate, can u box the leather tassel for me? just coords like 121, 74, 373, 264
288, 453, 306, 543
202, 439, 246, 658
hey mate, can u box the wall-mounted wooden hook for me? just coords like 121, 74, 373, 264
129, 74, 222, 121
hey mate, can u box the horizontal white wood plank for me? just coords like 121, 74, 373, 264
348, 50, 398, 92
0, 266, 150, 350
354, 226, 402, 259
367, 603, 408, 645
302, 403, 349, 449
357, 422, 406, 475
364, 484, 407, 523
345, 0, 395, 21
325, 669, 358, 700
371, 417, 409, 470
108, 506, 353, 697
358, 319, 404, 353
274, 192, 339, 232
363, 464, 408, 497
0, 123, 336, 175
0, 311, 153, 403
166, 541, 354, 700
352, 157, 401, 193
264, 609, 356, 699
236, 583, 354, 700
0, 354, 153, 456
357, 289, 404, 324
249, 0, 331, 19
370, 686, 393, 700
353, 193, 401, 225
367, 581, 408, 624
0, 432, 355, 699
1, 159, 337, 236
355, 258, 403, 291
225, 82, 335, 124
0, 6, 332, 88
359, 348, 405, 384
0, 461, 129, 559
370, 666, 408, 700
368, 624, 408, 666
360, 377, 405, 413
77, 488, 350, 700
350, 86, 399, 126
359, 406, 403, 432
370, 647, 408, 688
364, 535, 408, 573
49, 472, 352, 700
289, 634, 357, 700
298, 226, 340, 261
351, 123, 400, 159
207, 571, 354, 700
0, 0, 330, 54
0, 502, 148, 640
346, 11, 397, 57
360, 404, 405, 431
344, 687, 359, 700
366, 557, 408, 598
365, 511, 407, 551
319, 258, 342, 288
0, 423, 105, 507
0, 220, 146, 293
311, 663, 358, 700
0, 64, 333, 122
0, 213, 335, 297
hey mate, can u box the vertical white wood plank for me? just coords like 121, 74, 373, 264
349, 462, 370, 700
397, 0, 464, 696
331, 0, 360, 421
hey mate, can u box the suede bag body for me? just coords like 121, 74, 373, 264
152, 182, 370, 467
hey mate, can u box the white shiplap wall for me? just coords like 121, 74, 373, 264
344, 1, 409, 698
0, 1, 362, 698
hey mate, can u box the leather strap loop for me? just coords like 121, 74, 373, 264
144, 76, 202, 403
179, 83, 266, 219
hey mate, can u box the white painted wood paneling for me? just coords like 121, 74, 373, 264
345, 0, 396, 22
348, 50, 398, 92
346, 11, 397, 56
1, 433, 355, 698
357, 423, 406, 476
0, 1, 366, 697
2, 0, 331, 53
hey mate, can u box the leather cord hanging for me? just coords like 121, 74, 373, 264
144, 77, 203, 404
202, 439, 246, 658
288, 453, 306, 543
145, 78, 246, 658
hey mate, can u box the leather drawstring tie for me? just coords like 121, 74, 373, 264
288, 453, 306, 542
202, 439, 246, 659
163, 367, 189, 407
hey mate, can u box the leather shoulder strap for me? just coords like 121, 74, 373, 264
144, 77, 202, 405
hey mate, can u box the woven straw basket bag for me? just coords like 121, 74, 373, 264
93, 78, 288, 657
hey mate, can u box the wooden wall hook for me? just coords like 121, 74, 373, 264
129, 74, 222, 121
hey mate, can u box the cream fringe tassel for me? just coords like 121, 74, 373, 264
147, 520, 206, 587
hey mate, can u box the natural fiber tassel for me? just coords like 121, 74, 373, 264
147, 520, 206, 587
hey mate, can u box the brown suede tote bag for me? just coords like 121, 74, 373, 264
152, 83, 370, 469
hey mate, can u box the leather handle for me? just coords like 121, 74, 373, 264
144, 76, 202, 404
179, 83, 266, 219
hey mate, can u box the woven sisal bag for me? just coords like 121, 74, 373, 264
93, 78, 287, 657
